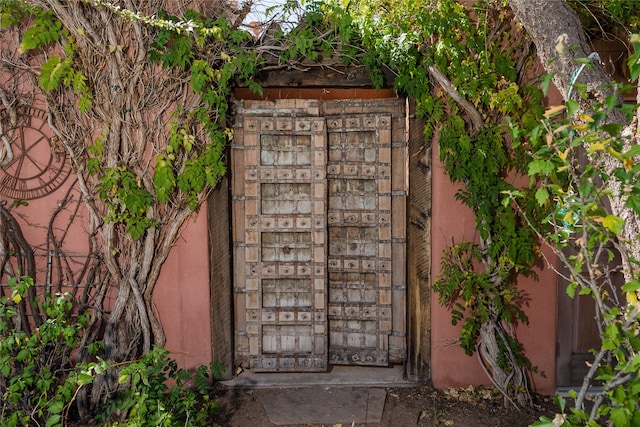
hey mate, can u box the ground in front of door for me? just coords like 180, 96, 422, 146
211, 384, 557, 427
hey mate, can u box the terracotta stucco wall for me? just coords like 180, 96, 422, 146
154, 209, 213, 370
430, 140, 558, 395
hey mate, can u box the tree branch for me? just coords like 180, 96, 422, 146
428, 65, 485, 133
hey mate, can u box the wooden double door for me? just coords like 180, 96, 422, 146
231, 98, 407, 372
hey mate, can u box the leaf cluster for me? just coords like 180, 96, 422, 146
146, 10, 259, 212
95, 166, 155, 240
98, 346, 223, 427
0, 276, 98, 427
515, 54, 640, 426
435, 241, 529, 359
0, 277, 224, 426
276, 1, 361, 65
572, 0, 640, 34
7, 4, 93, 112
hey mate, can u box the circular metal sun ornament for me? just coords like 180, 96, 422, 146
0, 107, 72, 200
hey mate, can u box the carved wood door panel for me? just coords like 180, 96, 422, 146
232, 116, 328, 372
326, 115, 392, 366
232, 99, 407, 373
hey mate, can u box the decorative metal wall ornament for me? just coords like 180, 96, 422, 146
0, 107, 72, 200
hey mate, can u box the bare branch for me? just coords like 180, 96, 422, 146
428, 65, 485, 134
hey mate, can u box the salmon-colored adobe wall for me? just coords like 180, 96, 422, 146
154, 209, 213, 370
430, 140, 558, 395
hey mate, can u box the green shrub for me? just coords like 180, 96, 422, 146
98, 346, 224, 427
1, 276, 223, 426
0, 275, 99, 427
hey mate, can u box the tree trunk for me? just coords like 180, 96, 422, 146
477, 318, 531, 409
507, 0, 614, 103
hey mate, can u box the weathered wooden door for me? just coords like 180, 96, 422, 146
232, 99, 406, 372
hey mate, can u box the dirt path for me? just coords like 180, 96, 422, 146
211, 384, 557, 427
